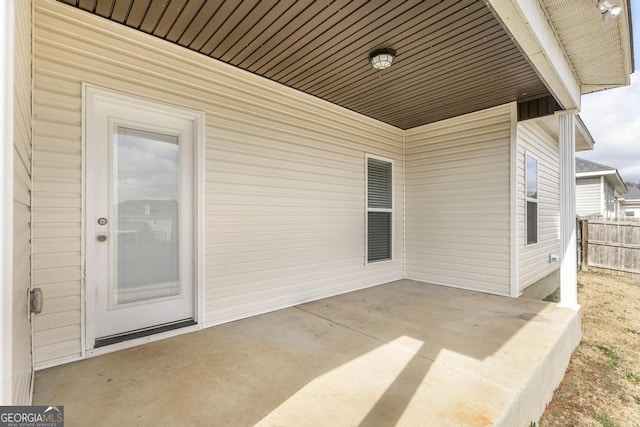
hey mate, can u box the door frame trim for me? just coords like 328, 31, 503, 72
82, 84, 206, 352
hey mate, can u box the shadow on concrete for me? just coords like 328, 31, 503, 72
356, 343, 428, 427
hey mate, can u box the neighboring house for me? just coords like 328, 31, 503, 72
576, 157, 628, 219
1, 0, 633, 412
619, 185, 640, 218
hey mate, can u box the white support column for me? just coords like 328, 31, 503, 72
1, 0, 15, 405
509, 102, 519, 297
557, 110, 579, 309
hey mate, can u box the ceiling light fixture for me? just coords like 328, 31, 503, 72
369, 48, 396, 70
597, 0, 623, 23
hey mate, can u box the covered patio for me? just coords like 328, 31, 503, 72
2, 0, 632, 417
33, 279, 580, 426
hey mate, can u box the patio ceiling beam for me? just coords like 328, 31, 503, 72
487, 0, 581, 111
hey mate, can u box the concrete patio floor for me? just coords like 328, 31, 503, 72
33, 279, 580, 426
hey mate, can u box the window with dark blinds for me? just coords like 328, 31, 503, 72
368, 212, 391, 262
526, 200, 538, 244
367, 158, 392, 209
366, 156, 393, 263
526, 154, 538, 245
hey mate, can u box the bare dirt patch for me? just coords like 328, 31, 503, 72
539, 271, 640, 427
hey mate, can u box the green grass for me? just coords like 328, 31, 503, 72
543, 288, 560, 303
625, 372, 640, 385
596, 345, 621, 368
594, 414, 619, 427
624, 327, 640, 335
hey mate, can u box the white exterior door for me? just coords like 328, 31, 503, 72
85, 86, 200, 346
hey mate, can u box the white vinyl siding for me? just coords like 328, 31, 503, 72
622, 201, 640, 217
576, 177, 602, 217
517, 121, 560, 291
405, 105, 512, 296
32, 0, 403, 368
12, 0, 33, 405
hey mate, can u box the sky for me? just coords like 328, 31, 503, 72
577, 0, 640, 184
117, 130, 179, 203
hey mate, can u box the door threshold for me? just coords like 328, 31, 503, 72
94, 319, 196, 348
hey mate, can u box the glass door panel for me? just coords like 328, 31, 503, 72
113, 127, 181, 305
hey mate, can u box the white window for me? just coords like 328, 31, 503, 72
366, 155, 393, 263
526, 154, 538, 245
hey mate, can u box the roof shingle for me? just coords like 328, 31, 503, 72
575, 157, 616, 174
622, 185, 640, 200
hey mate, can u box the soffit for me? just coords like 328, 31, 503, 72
57, 0, 551, 130
540, 0, 633, 93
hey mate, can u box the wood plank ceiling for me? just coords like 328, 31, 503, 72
57, 0, 552, 129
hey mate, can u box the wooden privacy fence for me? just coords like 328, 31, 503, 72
577, 218, 583, 270
581, 219, 640, 275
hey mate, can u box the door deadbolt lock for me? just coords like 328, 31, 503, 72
96, 234, 108, 242
97, 217, 108, 225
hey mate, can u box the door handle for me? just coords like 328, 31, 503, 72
97, 234, 108, 242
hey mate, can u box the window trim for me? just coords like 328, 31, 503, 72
365, 154, 394, 265
525, 152, 539, 246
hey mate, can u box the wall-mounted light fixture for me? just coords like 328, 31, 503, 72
597, 0, 622, 23
369, 48, 396, 70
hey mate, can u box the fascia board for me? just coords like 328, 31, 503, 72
576, 171, 616, 178
575, 116, 595, 151
487, 0, 581, 110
